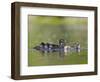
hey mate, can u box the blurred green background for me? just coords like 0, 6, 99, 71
28, 15, 88, 66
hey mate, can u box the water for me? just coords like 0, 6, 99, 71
28, 16, 88, 66
28, 49, 88, 66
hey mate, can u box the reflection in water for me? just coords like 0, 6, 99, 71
40, 48, 65, 58
35, 47, 82, 59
